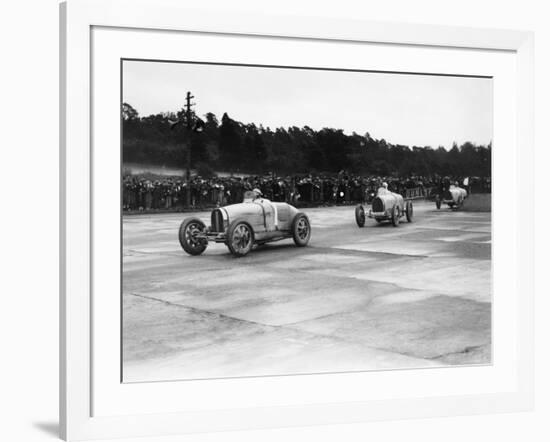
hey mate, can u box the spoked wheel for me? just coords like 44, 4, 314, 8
178, 218, 208, 255
391, 205, 400, 227
405, 200, 414, 222
355, 204, 366, 228
292, 213, 311, 246
226, 220, 254, 257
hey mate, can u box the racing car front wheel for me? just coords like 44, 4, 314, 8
227, 220, 254, 257
435, 198, 441, 210
391, 205, 400, 227
355, 205, 366, 228
405, 201, 414, 222
292, 213, 311, 247
179, 218, 208, 255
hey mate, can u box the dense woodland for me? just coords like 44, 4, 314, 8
122, 103, 492, 178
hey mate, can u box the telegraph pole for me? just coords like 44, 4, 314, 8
185, 91, 194, 207
169, 91, 204, 208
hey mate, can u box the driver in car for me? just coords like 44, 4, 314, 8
377, 181, 390, 195
251, 188, 279, 230
251, 188, 264, 200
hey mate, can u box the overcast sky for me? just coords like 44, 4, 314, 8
123, 60, 493, 150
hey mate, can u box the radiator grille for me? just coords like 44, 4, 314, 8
372, 197, 384, 212
211, 210, 224, 232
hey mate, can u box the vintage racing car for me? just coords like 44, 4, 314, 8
178, 190, 311, 257
435, 184, 468, 209
355, 187, 413, 227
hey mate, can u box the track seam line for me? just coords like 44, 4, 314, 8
126, 292, 439, 360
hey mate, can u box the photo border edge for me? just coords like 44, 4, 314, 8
59, 0, 535, 439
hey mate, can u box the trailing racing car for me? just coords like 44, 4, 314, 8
355, 186, 413, 227
178, 190, 311, 257
435, 184, 468, 209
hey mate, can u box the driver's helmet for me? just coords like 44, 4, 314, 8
382, 182, 388, 189
252, 188, 263, 199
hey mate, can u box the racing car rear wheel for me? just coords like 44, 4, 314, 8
179, 218, 208, 255
292, 213, 311, 247
391, 205, 400, 227
227, 220, 254, 257
405, 201, 414, 222
355, 205, 366, 227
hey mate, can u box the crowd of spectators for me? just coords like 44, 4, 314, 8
122, 172, 491, 212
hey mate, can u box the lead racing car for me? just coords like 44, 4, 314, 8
178, 190, 311, 257
355, 186, 413, 227
435, 184, 468, 210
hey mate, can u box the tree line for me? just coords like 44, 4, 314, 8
122, 103, 491, 178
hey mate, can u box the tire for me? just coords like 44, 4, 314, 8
292, 212, 311, 247
391, 205, 400, 227
405, 200, 413, 222
226, 219, 254, 257
178, 218, 208, 256
355, 205, 366, 228
436, 198, 441, 210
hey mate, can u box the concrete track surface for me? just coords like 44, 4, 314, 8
122, 201, 491, 382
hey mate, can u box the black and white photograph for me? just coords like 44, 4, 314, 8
121, 59, 492, 383
3, 0, 547, 439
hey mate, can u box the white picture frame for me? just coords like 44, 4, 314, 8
60, 0, 534, 440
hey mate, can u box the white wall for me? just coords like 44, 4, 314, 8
1, 1, 547, 441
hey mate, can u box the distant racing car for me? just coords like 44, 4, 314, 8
355, 186, 413, 227
178, 190, 311, 257
435, 184, 468, 210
